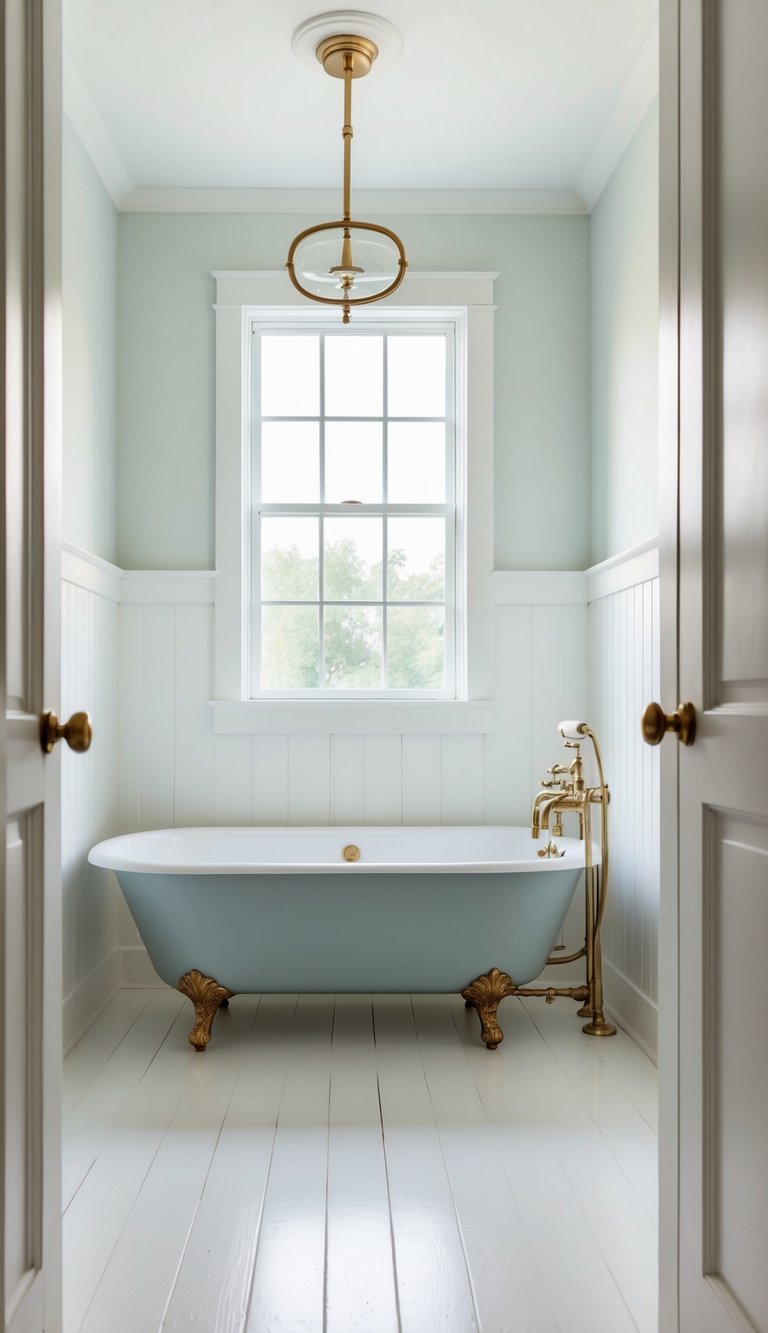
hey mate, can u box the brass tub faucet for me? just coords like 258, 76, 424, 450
530, 721, 616, 1038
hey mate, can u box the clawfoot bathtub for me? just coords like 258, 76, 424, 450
89, 826, 589, 1051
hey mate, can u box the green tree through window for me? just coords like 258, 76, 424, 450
261, 540, 445, 689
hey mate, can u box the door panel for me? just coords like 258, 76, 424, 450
4, 0, 27, 713
2, 1, 63, 1329
4, 813, 44, 1318
718, 0, 768, 703
706, 814, 768, 1331
670, 0, 768, 1329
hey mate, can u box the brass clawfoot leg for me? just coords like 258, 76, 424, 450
461, 968, 517, 1050
177, 970, 233, 1052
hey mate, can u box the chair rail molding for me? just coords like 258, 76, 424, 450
586, 538, 659, 601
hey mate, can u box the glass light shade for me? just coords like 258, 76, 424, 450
287, 220, 407, 308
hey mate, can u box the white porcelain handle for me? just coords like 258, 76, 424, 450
558, 720, 589, 740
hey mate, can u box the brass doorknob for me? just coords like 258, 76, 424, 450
41, 710, 92, 754
641, 701, 696, 747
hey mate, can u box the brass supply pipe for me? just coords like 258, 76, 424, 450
583, 802, 596, 996
546, 945, 587, 967
509, 984, 589, 1005
580, 737, 615, 1037
583, 725, 610, 941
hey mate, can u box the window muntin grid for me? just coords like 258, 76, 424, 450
250, 322, 456, 697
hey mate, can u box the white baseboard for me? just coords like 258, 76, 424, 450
62, 949, 122, 1054
120, 944, 170, 988
601, 959, 658, 1063
531, 956, 659, 1063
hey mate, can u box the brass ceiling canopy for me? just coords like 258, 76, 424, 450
287, 16, 407, 323
315, 33, 378, 78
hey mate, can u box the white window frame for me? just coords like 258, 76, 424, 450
251, 317, 457, 700
211, 271, 496, 735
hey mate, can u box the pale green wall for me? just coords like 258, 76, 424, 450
590, 100, 659, 564
116, 213, 591, 570
63, 118, 118, 561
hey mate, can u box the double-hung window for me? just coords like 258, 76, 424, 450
211, 270, 495, 722
251, 320, 456, 697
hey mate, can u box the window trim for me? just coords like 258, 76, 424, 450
212, 271, 496, 729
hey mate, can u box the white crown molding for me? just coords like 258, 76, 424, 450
577, 16, 659, 211
119, 186, 586, 216
63, 43, 133, 208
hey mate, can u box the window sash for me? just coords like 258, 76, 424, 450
249, 321, 457, 698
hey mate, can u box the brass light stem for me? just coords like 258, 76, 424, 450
286, 31, 407, 321
342, 54, 353, 220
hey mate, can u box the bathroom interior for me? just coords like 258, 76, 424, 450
60, 1, 661, 1329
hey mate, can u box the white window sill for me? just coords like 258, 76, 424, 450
209, 700, 494, 736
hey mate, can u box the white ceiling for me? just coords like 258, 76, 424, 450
63, 0, 658, 202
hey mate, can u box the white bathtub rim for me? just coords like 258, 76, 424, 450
88, 826, 600, 876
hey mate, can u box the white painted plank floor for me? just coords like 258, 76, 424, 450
62, 989, 658, 1333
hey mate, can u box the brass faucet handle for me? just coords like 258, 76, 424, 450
546, 763, 570, 775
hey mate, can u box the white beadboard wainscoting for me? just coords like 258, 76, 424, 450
588, 540, 660, 1058
61, 547, 122, 1050
61, 541, 659, 1054
114, 567, 590, 988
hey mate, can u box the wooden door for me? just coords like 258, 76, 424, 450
658, 1, 768, 1329
2, 1, 64, 1329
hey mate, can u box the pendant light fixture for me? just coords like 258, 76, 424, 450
287, 15, 407, 324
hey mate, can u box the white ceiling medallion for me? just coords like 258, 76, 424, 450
291, 11, 404, 73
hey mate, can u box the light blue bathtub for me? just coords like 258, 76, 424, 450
89, 825, 586, 1050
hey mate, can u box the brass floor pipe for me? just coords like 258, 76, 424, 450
577, 863, 596, 1018
581, 802, 616, 1038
